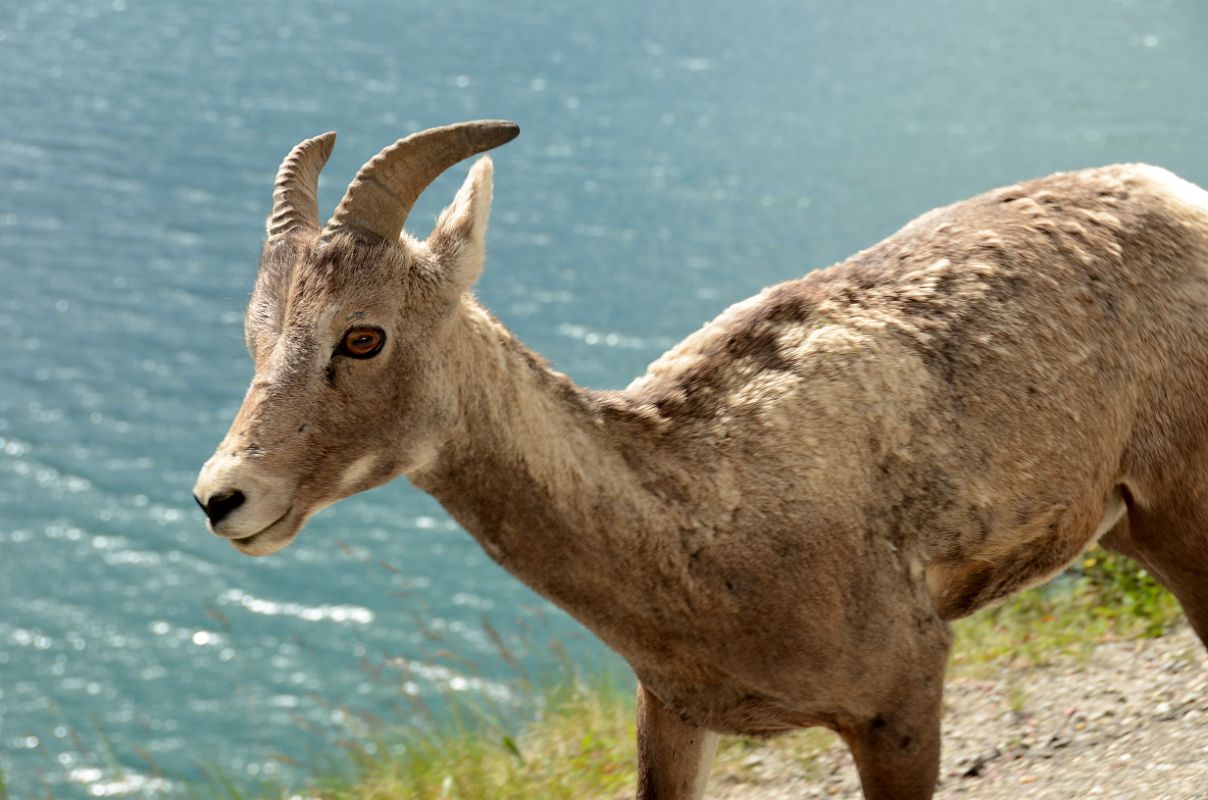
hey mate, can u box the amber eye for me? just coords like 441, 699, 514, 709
339, 327, 386, 359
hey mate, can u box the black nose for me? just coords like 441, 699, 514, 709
195, 490, 246, 525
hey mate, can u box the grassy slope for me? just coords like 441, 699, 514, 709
228, 549, 1182, 800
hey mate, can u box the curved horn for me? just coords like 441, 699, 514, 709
321, 120, 519, 244
267, 132, 337, 237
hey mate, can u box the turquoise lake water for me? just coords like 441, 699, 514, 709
2, 0, 1206, 795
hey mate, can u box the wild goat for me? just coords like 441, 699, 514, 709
194, 120, 1208, 799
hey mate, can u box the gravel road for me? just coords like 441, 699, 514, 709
711, 624, 1207, 800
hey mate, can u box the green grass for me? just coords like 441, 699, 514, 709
217, 549, 1183, 800
303, 677, 637, 800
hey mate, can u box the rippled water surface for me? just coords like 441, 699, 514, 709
2, 0, 1206, 795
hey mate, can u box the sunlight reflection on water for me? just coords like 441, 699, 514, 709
1, 0, 1206, 795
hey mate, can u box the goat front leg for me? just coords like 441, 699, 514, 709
635, 682, 719, 800
838, 614, 951, 800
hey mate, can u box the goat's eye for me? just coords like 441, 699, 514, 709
339, 327, 386, 359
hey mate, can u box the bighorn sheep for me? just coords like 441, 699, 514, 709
194, 120, 1208, 799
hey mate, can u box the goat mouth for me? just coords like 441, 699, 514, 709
229, 507, 301, 557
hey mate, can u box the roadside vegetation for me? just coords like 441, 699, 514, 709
199, 549, 1182, 800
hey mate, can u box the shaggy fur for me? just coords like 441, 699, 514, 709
197, 139, 1208, 800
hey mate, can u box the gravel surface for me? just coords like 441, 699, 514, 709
711, 625, 1208, 800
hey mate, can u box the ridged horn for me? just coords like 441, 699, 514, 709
321, 120, 519, 244
267, 132, 337, 237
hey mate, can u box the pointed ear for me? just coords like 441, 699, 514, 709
428, 156, 494, 294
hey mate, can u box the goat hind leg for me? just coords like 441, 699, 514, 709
635, 682, 719, 800
1102, 498, 1208, 650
